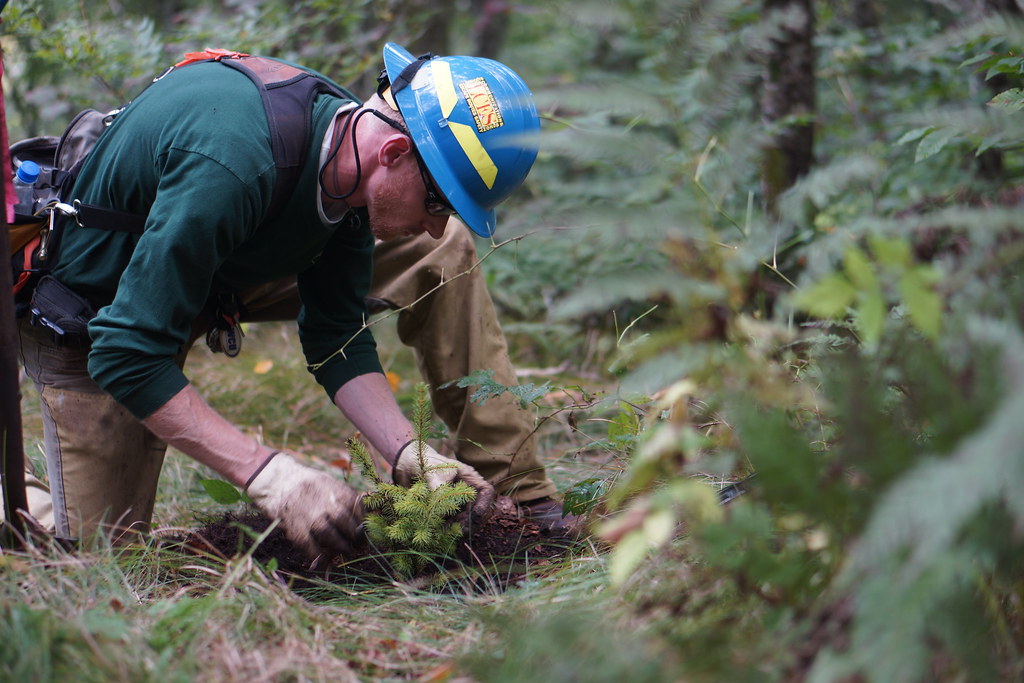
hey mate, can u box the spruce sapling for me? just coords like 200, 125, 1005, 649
348, 383, 477, 577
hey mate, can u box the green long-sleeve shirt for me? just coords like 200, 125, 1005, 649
53, 60, 382, 419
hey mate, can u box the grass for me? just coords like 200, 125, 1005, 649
5, 319, 645, 681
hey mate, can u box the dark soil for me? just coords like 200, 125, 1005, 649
174, 496, 581, 592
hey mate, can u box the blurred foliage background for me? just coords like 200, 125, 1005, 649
4, 0, 1024, 680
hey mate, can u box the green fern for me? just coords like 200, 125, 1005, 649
347, 383, 477, 578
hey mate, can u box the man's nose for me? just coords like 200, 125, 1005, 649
423, 215, 449, 239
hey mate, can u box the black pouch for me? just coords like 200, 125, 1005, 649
29, 275, 97, 346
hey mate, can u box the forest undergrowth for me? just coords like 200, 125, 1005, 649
4, 1, 1024, 681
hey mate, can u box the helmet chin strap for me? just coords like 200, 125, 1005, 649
376, 52, 435, 109
318, 106, 417, 202
323, 54, 432, 206
318, 107, 378, 202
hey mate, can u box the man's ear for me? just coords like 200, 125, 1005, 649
378, 134, 413, 168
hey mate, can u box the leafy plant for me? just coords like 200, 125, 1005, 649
348, 384, 476, 578
7, 1, 1024, 680
197, 478, 248, 505
440, 368, 550, 409
507, 2, 1024, 679
562, 477, 611, 516
793, 235, 943, 345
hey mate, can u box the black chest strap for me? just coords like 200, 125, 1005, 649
220, 55, 349, 226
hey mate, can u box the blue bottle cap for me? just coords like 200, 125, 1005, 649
16, 160, 40, 183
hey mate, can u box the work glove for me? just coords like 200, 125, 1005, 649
394, 441, 496, 516
245, 452, 364, 563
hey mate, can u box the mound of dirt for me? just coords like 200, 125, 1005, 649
176, 496, 582, 590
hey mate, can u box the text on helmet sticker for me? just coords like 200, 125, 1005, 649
459, 78, 504, 133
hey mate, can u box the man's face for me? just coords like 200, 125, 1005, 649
366, 161, 451, 242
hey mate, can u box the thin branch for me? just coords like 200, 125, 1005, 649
307, 231, 532, 373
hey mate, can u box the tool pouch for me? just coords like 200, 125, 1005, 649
205, 290, 245, 357
29, 275, 97, 346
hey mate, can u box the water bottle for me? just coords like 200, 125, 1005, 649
13, 160, 40, 216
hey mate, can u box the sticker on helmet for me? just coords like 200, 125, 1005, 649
459, 78, 504, 133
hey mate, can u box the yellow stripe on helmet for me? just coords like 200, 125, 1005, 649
429, 60, 459, 118
447, 121, 497, 189
418, 61, 498, 189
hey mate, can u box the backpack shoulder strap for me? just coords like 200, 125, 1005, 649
218, 55, 353, 226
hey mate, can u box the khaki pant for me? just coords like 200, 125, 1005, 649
5, 223, 554, 540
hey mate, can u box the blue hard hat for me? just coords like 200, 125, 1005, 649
380, 42, 540, 237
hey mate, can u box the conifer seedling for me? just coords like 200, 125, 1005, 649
349, 383, 476, 578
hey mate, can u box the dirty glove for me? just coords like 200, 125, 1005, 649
245, 452, 364, 562
394, 441, 495, 515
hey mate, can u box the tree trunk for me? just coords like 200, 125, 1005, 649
0, 45, 28, 545
760, 0, 816, 216
850, 0, 880, 30
470, 0, 512, 59
405, 0, 456, 56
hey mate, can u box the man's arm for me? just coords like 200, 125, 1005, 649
332, 372, 417, 466
141, 384, 271, 485
142, 383, 362, 561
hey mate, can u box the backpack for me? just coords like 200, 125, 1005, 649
9, 49, 355, 314
10, 108, 115, 311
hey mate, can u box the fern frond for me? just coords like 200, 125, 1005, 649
847, 323, 1024, 576
826, 319, 1024, 682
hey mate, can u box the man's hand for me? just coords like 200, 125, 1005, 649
394, 441, 496, 515
245, 452, 364, 562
